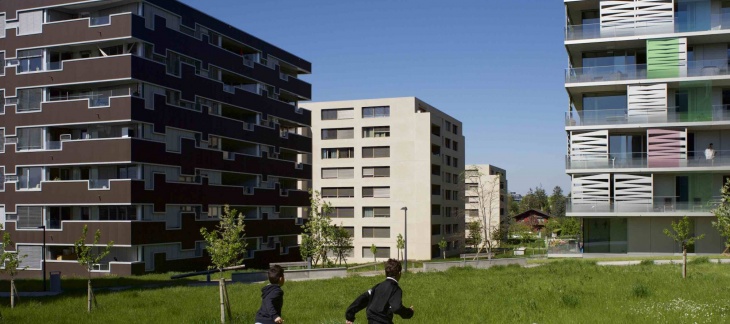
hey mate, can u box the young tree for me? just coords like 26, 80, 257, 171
462, 166, 502, 260
300, 190, 334, 268
438, 237, 448, 259
507, 195, 520, 217
534, 186, 549, 213
396, 233, 405, 260
712, 179, 730, 255
561, 217, 581, 237
330, 225, 353, 266
199, 205, 247, 323
0, 225, 27, 308
74, 225, 114, 313
466, 221, 483, 251
370, 244, 377, 264
664, 216, 705, 279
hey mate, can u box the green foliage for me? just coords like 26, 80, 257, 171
199, 205, 247, 275
560, 294, 579, 308
549, 186, 567, 218
0, 224, 27, 278
518, 186, 550, 214
438, 237, 448, 259
560, 217, 581, 237
466, 221, 483, 249
330, 224, 353, 266
544, 219, 561, 236
640, 260, 654, 266
74, 225, 114, 277
369, 244, 377, 262
632, 283, 650, 298
396, 233, 405, 260
663, 216, 705, 251
300, 190, 334, 267
689, 256, 710, 265
712, 178, 730, 249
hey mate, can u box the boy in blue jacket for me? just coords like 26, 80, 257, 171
255, 265, 285, 324
345, 259, 415, 323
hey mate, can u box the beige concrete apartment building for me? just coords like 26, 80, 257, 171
464, 165, 508, 249
302, 97, 465, 263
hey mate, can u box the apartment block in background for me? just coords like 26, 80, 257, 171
464, 164, 507, 248
0, 0, 312, 276
303, 97, 465, 262
564, 0, 727, 254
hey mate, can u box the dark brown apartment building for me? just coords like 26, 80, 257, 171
0, 0, 312, 276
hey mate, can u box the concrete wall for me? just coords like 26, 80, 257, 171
422, 258, 526, 271
627, 216, 721, 253
231, 268, 348, 283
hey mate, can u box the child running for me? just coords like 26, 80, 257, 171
345, 258, 415, 323
255, 265, 285, 324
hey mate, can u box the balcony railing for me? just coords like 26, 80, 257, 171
48, 88, 131, 107
565, 59, 730, 83
567, 150, 730, 170
565, 14, 730, 41
566, 105, 730, 127
567, 197, 720, 214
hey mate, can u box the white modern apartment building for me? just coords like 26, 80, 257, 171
564, 0, 727, 254
464, 165, 508, 247
303, 97, 465, 262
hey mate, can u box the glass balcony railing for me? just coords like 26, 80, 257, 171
567, 197, 719, 214
566, 150, 730, 170
565, 59, 730, 83
565, 14, 730, 41
48, 92, 115, 107
566, 105, 730, 127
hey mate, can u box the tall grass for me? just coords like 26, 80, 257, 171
2, 261, 730, 323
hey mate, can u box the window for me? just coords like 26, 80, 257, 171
453, 158, 459, 168
322, 167, 354, 179
321, 128, 354, 140
443, 207, 453, 218
362, 146, 389, 158
363, 187, 390, 198
466, 209, 479, 217
321, 187, 355, 198
0, 129, 4, 153
431, 204, 441, 216
468, 197, 479, 203
432, 224, 441, 235
17, 206, 43, 228
431, 145, 441, 156
445, 190, 452, 200
453, 191, 459, 201
326, 207, 355, 218
444, 138, 451, 149
444, 155, 451, 166
341, 226, 355, 236
0, 167, 4, 191
17, 49, 43, 73
452, 125, 458, 134
118, 165, 138, 179
322, 147, 354, 159
444, 172, 452, 183
431, 124, 441, 136
17, 88, 43, 112
321, 108, 354, 120
444, 224, 452, 234
431, 164, 440, 176
362, 126, 390, 138
444, 120, 452, 130
362, 166, 390, 178
17, 167, 42, 190
431, 185, 441, 196
453, 174, 458, 184
453, 224, 459, 233
99, 206, 136, 220
362, 246, 391, 259
363, 207, 390, 218
453, 141, 459, 151
362, 106, 389, 118
362, 227, 390, 238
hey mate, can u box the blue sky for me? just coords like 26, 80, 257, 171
180, 0, 568, 195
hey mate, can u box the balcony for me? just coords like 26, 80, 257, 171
566, 105, 730, 127
567, 197, 719, 214
565, 15, 730, 41
566, 150, 730, 170
565, 59, 730, 84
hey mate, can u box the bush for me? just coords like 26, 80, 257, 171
639, 260, 654, 266
561, 294, 580, 308
631, 283, 650, 298
689, 256, 710, 265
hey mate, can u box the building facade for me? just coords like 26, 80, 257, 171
303, 97, 465, 262
0, 0, 312, 276
464, 164, 507, 248
564, 0, 726, 254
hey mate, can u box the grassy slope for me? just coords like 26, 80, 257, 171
2, 261, 730, 323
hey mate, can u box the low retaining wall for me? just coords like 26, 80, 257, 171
423, 258, 527, 272
231, 268, 348, 284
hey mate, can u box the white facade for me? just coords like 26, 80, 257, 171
464, 165, 508, 248
303, 97, 465, 262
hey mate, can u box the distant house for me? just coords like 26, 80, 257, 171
513, 210, 552, 232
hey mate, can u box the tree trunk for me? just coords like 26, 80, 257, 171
683, 247, 687, 279
219, 278, 226, 324
442, 250, 446, 259
87, 280, 93, 313
10, 278, 15, 309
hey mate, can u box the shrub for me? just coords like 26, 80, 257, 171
632, 283, 650, 298
639, 259, 654, 266
561, 294, 580, 308
689, 256, 710, 265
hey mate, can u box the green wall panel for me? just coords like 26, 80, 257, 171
647, 38, 681, 79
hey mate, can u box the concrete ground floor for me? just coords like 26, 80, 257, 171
582, 216, 725, 254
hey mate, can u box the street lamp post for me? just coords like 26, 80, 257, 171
37, 225, 46, 291
401, 207, 408, 273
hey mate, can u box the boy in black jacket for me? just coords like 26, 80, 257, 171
345, 259, 414, 324
255, 265, 285, 324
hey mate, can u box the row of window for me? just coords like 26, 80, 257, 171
326, 207, 391, 218
321, 146, 389, 159
431, 205, 460, 218
321, 167, 390, 179
431, 223, 461, 235
321, 126, 390, 140
321, 187, 390, 198
321, 106, 390, 120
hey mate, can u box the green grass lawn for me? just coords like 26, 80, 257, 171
2, 260, 730, 323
